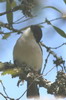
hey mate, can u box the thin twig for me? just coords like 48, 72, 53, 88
42, 53, 50, 74
50, 43, 66, 49
0, 92, 14, 100
0, 81, 14, 100
0, 81, 8, 97
44, 66, 56, 76
14, 17, 32, 24
14, 16, 25, 23
38, 17, 63, 25
14, 15, 37, 24
0, 92, 7, 100
40, 42, 59, 59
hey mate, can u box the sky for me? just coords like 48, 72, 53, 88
0, 0, 66, 100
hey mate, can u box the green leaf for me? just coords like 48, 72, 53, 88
1, 68, 22, 77
64, 0, 66, 4
6, 0, 13, 26
43, 6, 62, 14
52, 25, 66, 38
1, 69, 17, 76
2, 33, 11, 39
45, 19, 66, 38
11, 1, 16, 8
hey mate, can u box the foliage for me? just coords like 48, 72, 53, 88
0, 0, 66, 39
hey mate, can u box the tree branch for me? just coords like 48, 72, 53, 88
0, 61, 66, 99
0, 22, 23, 33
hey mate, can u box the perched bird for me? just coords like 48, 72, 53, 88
13, 25, 43, 98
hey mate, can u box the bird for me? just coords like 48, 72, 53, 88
13, 25, 43, 98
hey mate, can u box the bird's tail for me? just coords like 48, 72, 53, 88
27, 80, 39, 98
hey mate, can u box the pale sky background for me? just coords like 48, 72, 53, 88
0, 0, 66, 100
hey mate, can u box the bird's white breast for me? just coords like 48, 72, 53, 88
13, 28, 43, 71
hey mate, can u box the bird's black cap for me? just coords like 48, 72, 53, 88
31, 25, 42, 43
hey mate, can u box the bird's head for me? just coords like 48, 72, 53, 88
30, 25, 42, 43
